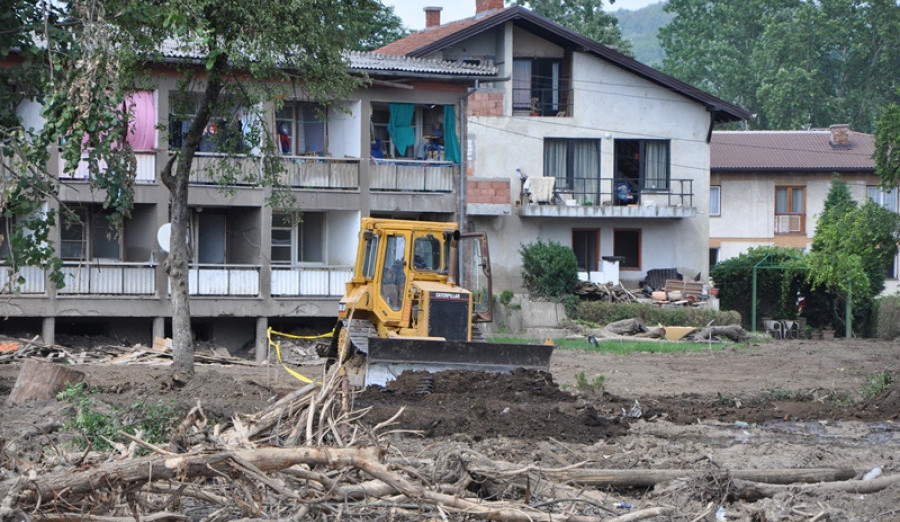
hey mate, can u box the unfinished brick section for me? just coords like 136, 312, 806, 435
468, 92, 503, 117
424, 7, 442, 28
467, 179, 511, 204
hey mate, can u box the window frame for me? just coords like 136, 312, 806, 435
543, 138, 602, 198
614, 139, 671, 192
512, 57, 565, 116
59, 206, 121, 261
370, 103, 447, 160
867, 185, 899, 212
613, 228, 641, 270
774, 186, 806, 235
270, 212, 326, 265
167, 91, 245, 154
276, 101, 327, 157
709, 185, 721, 216
572, 228, 600, 272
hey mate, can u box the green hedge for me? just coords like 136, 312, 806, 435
574, 300, 742, 328
875, 294, 900, 340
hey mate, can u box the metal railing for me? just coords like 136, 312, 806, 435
522, 176, 694, 208
369, 159, 457, 192
59, 151, 157, 183
280, 156, 359, 189
512, 87, 574, 117
0, 266, 46, 294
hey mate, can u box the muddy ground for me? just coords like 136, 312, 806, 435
1, 336, 897, 521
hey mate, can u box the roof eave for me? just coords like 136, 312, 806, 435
404, 7, 751, 123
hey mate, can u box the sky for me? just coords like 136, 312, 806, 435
382, 0, 661, 30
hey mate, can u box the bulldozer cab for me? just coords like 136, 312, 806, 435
458, 232, 493, 322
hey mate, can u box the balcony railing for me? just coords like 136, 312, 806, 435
519, 177, 696, 217
370, 159, 456, 192
59, 151, 157, 183
0, 266, 46, 294
512, 87, 574, 117
280, 156, 359, 189
183, 265, 260, 296
271, 266, 353, 297
189, 154, 261, 185
58, 261, 155, 295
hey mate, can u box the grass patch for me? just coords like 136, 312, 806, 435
489, 336, 729, 354
861, 370, 893, 399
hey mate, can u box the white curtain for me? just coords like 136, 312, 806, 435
573, 140, 599, 199
512, 60, 532, 109
543, 139, 566, 186
643, 141, 668, 189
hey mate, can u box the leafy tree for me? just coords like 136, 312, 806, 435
806, 180, 900, 335
710, 246, 806, 330
874, 96, 900, 189
614, 2, 672, 66
353, 3, 409, 51
660, 0, 900, 132
518, 239, 579, 299
510, 0, 634, 56
2, 0, 382, 380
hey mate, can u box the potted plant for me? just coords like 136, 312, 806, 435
530, 97, 541, 116
821, 325, 836, 340
810, 328, 823, 340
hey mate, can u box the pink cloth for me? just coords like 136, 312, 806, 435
125, 91, 155, 150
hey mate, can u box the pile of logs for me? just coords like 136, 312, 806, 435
2, 359, 896, 521
574, 282, 639, 302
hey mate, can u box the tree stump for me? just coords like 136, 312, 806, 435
8, 360, 85, 404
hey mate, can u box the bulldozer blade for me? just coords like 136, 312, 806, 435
364, 337, 553, 387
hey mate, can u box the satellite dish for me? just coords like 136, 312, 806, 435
157, 223, 171, 253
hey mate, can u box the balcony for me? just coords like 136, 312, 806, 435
182, 265, 260, 296
518, 177, 696, 218
57, 261, 155, 295
271, 266, 353, 297
189, 154, 261, 185
59, 151, 157, 183
280, 156, 359, 190
370, 159, 456, 192
0, 266, 46, 294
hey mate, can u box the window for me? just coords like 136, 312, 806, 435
775, 186, 805, 234
271, 212, 325, 264
168, 92, 246, 153
615, 139, 670, 194
710, 186, 721, 216
413, 233, 443, 272
572, 229, 599, 271
867, 186, 898, 212
613, 229, 641, 270
709, 247, 720, 267
544, 139, 601, 200
60, 207, 120, 261
0, 217, 11, 261
513, 58, 568, 116
381, 235, 407, 310
371, 103, 455, 161
276, 102, 326, 156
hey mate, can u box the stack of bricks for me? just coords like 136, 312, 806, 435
467, 179, 511, 204
467, 92, 503, 117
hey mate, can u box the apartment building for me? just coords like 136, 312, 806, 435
0, 51, 499, 353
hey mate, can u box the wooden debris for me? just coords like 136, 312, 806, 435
8, 359, 85, 404
574, 281, 638, 302
694, 325, 750, 343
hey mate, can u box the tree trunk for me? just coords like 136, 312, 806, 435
8, 360, 85, 404
161, 52, 229, 380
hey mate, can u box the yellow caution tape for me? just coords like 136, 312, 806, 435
267, 327, 334, 384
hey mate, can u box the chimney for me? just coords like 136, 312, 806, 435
476, 0, 504, 14
424, 6, 442, 28
829, 124, 850, 148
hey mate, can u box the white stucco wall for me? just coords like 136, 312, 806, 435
469, 42, 715, 291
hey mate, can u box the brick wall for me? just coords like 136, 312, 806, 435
467, 92, 503, 117
467, 179, 511, 204
476, 0, 504, 13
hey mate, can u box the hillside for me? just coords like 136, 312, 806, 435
615, 1, 672, 66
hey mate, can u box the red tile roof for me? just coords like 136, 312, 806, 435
711, 130, 875, 172
376, 10, 507, 56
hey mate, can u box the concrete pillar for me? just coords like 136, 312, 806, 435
152, 317, 165, 341
42, 317, 55, 346
255, 316, 269, 363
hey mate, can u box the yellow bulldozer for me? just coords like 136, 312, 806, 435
323, 217, 553, 387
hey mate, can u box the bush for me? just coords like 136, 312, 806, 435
875, 294, 900, 340
573, 300, 742, 328
519, 239, 579, 299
